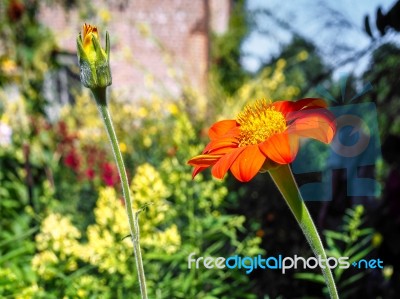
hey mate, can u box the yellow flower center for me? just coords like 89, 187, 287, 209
236, 99, 287, 147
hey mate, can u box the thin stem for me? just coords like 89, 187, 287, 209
268, 164, 339, 299
92, 88, 148, 299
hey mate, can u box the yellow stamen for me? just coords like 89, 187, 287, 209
236, 99, 287, 147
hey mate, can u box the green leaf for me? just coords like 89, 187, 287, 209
344, 235, 373, 258
0, 246, 31, 264
358, 228, 374, 236
340, 271, 366, 289
348, 245, 374, 264
339, 286, 359, 298
294, 272, 325, 284
0, 227, 38, 248
324, 230, 349, 242
325, 249, 341, 259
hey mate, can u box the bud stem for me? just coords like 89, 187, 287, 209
91, 88, 148, 299
268, 164, 339, 299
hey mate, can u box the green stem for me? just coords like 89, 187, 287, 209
268, 164, 339, 299
92, 88, 148, 299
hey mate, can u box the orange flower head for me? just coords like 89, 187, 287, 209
188, 98, 336, 182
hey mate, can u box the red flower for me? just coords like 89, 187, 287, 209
85, 168, 95, 180
64, 150, 80, 172
188, 98, 336, 182
101, 162, 119, 186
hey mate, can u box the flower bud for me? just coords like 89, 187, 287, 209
77, 23, 111, 89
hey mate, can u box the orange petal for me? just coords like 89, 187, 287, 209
271, 100, 292, 114
82, 24, 99, 48
211, 147, 246, 179
203, 136, 238, 154
294, 98, 327, 109
229, 145, 266, 182
272, 98, 327, 115
286, 109, 336, 143
259, 133, 299, 164
187, 154, 221, 167
192, 166, 208, 178
206, 145, 237, 155
208, 120, 238, 140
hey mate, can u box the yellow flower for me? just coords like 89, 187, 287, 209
276, 58, 286, 69
372, 232, 383, 248
0, 58, 17, 75
383, 266, 393, 280
119, 142, 127, 153
137, 22, 151, 37
99, 9, 111, 23
297, 50, 309, 61
76, 23, 111, 89
167, 103, 179, 115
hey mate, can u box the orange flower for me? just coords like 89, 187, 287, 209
77, 23, 111, 89
81, 24, 102, 60
188, 98, 336, 182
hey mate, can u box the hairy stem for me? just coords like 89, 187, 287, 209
92, 88, 148, 299
268, 164, 339, 299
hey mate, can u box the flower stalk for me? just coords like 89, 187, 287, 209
92, 88, 148, 299
268, 164, 339, 299
77, 24, 148, 298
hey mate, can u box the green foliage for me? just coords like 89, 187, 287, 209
362, 43, 400, 136
295, 205, 376, 298
0, 0, 57, 115
275, 36, 328, 98
210, 0, 249, 95
0, 7, 265, 289
16, 98, 263, 298
0, 146, 49, 299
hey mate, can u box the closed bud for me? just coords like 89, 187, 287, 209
77, 23, 111, 89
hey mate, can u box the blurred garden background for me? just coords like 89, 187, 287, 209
1, 0, 400, 298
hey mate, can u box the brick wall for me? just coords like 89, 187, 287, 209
39, 0, 231, 99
